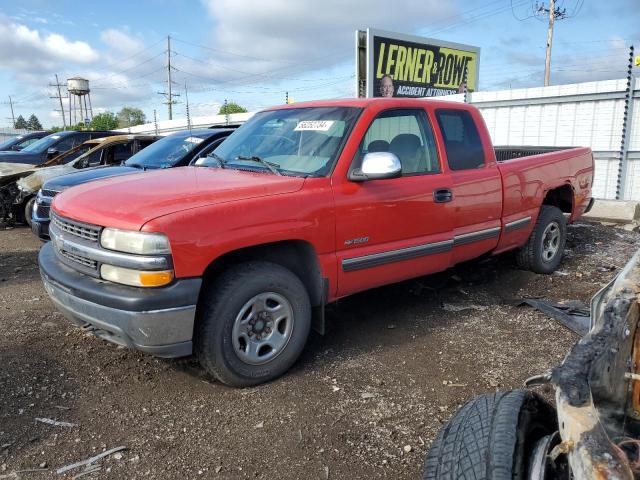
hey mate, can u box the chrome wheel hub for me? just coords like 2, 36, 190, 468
232, 292, 294, 365
542, 222, 561, 262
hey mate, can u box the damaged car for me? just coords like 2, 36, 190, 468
422, 249, 640, 480
32, 128, 235, 240
0, 134, 158, 226
0, 130, 116, 165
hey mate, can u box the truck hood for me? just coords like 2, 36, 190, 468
52, 167, 306, 230
43, 166, 139, 193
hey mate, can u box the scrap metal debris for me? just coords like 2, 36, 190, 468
35, 417, 77, 428
56, 446, 127, 475
517, 298, 590, 335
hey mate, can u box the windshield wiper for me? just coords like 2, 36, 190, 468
206, 152, 227, 169
235, 155, 281, 176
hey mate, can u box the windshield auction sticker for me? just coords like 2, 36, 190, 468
294, 120, 335, 131
185, 136, 204, 144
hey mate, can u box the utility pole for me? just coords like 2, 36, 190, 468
544, 0, 554, 86
167, 35, 173, 120
157, 35, 179, 120
153, 109, 159, 135
537, 0, 566, 86
49, 74, 67, 129
185, 82, 191, 131
8, 96, 15, 128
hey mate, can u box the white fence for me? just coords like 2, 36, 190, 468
443, 78, 639, 201
114, 112, 255, 136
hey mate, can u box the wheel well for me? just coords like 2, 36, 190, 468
200, 240, 324, 308
543, 185, 573, 214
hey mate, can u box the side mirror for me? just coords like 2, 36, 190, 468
11, 145, 22, 151
47, 148, 59, 158
349, 152, 402, 182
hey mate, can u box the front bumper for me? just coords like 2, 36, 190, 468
31, 218, 49, 240
39, 242, 201, 358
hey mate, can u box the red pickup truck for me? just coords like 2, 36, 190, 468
39, 98, 594, 386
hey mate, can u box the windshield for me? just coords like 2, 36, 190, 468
22, 133, 65, 153
124, 133, 208, 169
199, 107, 361, 177
0, 137, 20, 149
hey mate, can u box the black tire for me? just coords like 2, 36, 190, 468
23, 197, 35, 227
516, 205, 566, 274
423, 390, 556, 480
195, 261, 311, 387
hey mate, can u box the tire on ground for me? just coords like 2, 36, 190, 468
423, 390, 556, 480
24, 197, 35, 227
195, 261, 311, 387
516, 205, 567, 274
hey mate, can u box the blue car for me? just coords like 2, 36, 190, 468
32, 128, 235, 240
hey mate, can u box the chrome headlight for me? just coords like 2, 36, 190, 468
100, 228, 171, 255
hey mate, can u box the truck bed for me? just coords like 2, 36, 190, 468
494, 146, 572, 162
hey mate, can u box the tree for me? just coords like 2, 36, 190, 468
27, 114, 42, 131
14, 115, 27, 129
89, 112, 119, 130
218, 102, 247, 115
117, 107, 146, 128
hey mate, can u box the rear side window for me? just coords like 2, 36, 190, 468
435, 109, 485, 171
111, 143, 133, 163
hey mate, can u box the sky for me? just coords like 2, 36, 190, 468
0, 0, 637, 128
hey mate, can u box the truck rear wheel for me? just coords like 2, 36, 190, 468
423, 390, 557, 480
195, 261, 311, 387
516, 205, 566, 274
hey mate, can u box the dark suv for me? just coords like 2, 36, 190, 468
0, 131, 51, 151
33, 128, 235, 240
0, 130, 116, 165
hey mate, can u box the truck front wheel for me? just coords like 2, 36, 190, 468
195, 261, 311, 387
516, 205, 567, 274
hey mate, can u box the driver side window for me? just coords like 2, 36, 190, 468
357, 109, 440, 176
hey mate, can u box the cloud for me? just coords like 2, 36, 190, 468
200, 0, 458, 75
0, 15, 98, 72
101, 28, 145, 55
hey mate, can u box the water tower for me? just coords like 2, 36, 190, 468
67, 77, 93, 126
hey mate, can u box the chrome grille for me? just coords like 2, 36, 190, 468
41, 189, 59, 198
51, 213, 101, 242
60, 249, 98, 270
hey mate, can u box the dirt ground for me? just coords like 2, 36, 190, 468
0, 221, 638, 480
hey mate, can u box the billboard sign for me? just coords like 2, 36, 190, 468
356, 29, 480, 98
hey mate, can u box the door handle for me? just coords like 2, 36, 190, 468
433, 188, 453, 203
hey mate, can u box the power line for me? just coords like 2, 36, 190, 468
49, 74, 67, 129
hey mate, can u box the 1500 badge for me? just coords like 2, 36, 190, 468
344, 236, 369, 246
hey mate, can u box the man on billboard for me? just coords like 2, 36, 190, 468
379, 75, 395, 97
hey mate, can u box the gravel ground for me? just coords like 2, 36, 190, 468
0, 221, 638, 479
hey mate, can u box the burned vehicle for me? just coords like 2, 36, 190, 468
0, 130, 116, 165
0, 135, 158, 226
423, 249, 640, 480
